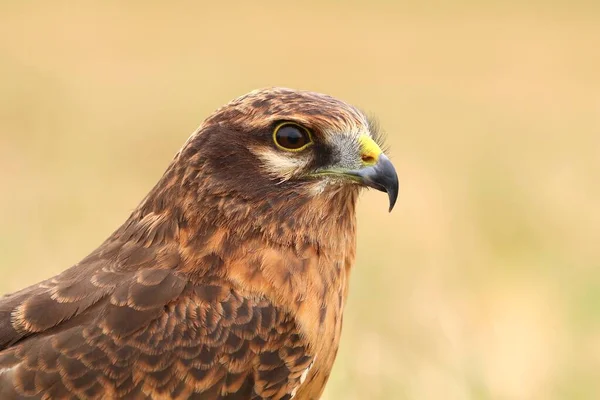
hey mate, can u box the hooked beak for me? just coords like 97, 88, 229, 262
309, 133, 399, 211
347, 153, 399, 212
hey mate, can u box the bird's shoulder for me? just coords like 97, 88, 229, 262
0, 245, 315, 399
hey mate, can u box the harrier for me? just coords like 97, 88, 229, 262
0, 88, 398, 399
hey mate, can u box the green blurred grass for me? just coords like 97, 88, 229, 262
1, 1, 599, 399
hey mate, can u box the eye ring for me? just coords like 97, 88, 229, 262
272, 122, 313, 152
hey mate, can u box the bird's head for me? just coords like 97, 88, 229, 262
176, 88, 398, 217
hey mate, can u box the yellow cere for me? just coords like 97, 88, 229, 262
358, 134, 382, 166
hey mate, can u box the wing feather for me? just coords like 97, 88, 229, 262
0, 272, 313, 399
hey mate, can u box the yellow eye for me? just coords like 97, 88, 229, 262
273, 123, 313, 151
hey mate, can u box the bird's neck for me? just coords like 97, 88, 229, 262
192, 186, 359, 249
123, 166, 360, 270
107, 172, 359, 357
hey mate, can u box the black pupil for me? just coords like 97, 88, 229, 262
276, 125, 307, 149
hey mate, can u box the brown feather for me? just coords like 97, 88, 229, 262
0, 88, 375, 399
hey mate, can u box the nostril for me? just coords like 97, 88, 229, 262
362, 155, 376, 165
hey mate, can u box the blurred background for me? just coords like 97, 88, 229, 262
1, 1, 599, 399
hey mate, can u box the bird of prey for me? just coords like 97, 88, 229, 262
0, 88, 398, 399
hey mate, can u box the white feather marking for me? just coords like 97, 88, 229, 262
300, 360, 314, 384
250, 146, 311, 181
308, 180, 328, 196
0, 365, 18, 375
291, 356, 317, 398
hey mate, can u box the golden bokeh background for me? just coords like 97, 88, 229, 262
1, 1, 599, 399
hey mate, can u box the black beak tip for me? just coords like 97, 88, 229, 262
388, 187, 398, 212
384, 164, 399, 212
